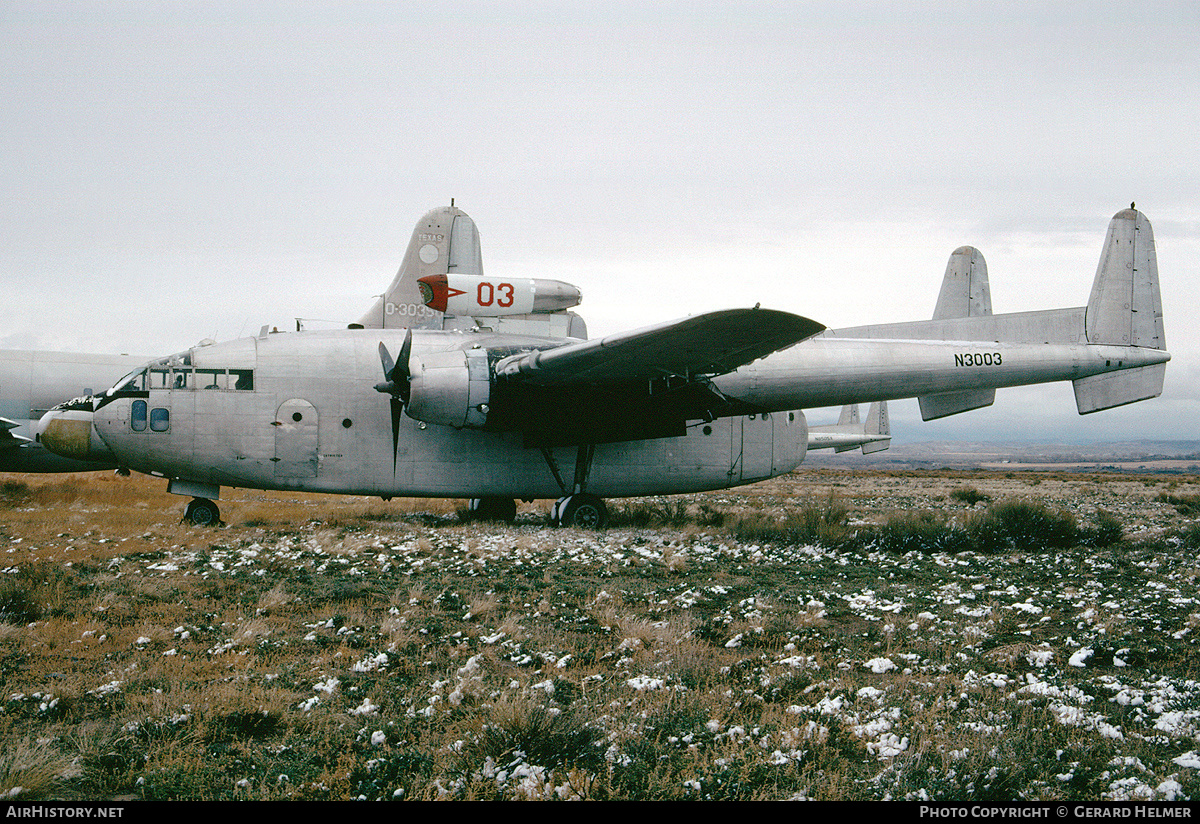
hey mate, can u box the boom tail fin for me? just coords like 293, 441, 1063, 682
1074, 207, 1167, 414
356, 205, 484, 330
859, 400, 891, 454
919, 246, 996, 420
815, 401, 891, 454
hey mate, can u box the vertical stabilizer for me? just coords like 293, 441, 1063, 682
357, 205, 484, 329
1074, 207, 1167, 413
920, 246, 996, 419
933, 246, 992, 320
859, 401, 890, 454
1085, 207, 1165, 349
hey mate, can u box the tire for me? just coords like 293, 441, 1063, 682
185, 497, 221, 527
559, 494, 607, 529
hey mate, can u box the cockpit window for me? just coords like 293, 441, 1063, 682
107, 365, 253, 394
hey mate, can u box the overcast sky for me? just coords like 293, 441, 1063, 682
3, 1, 1198, 443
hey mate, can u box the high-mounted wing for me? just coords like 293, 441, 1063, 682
494, 308, 824, 387
450, 308, 826, 447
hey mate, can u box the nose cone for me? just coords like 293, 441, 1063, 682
37, 403, 115, 463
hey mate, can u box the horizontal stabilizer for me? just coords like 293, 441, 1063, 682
860, 439, 890, 455
1073, 363, 1165, 414
0, 417, 30, 449
811, 401, 891, 454
918, 388, 995, 421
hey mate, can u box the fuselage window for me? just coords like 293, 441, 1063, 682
150, 407, 170, 432
131, 400, 147, 432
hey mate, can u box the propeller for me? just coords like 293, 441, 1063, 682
376, 329, 413, 473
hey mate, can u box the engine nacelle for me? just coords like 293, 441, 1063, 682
405, 348, 491, 429
418, 274, 582, 317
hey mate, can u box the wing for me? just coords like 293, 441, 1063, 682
494, 307, 823, 386
483, 308, 824, 447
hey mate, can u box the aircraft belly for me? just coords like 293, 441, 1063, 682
378, 413, 802, 498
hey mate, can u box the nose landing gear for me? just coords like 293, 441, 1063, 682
184, 497, 221, 527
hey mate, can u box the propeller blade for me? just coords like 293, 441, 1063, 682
376, 331, 415, 475
396, 329, 413, 404
379, 342, 395, 382
389, 397, 403, 475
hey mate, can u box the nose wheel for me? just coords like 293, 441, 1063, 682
184, 497, 221, 527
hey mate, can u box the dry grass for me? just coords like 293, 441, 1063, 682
1, 468, 1198, 800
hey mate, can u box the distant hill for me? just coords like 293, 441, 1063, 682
805, 440, 1200, 472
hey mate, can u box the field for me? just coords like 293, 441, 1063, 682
1, 467, 1199, 801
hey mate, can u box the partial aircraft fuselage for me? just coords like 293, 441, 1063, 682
0, 349, 148, 472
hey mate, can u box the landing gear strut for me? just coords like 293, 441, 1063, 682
467, 496, 517, 523
542, 444, 608, 528
184, 497, 221, 527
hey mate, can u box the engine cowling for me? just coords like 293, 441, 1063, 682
405, 347, 492, 429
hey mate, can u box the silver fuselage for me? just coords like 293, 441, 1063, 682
70, 302, 1166, 499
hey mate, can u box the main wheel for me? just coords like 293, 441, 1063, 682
467, 496, 517, 523
185, 497, 221, 527
558, 494, 607, 529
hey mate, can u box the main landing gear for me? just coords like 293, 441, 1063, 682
552, 493, 608, 529
184, 497, 221, 527
542, 444, 609, 529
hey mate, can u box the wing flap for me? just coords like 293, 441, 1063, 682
494, 308, 824, 387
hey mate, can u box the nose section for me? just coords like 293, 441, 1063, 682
37, 401, 115, 463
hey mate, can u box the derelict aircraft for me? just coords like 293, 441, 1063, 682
38, 204, 1168, 527
808, 401, 890, 454
0, 206, 880, 476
